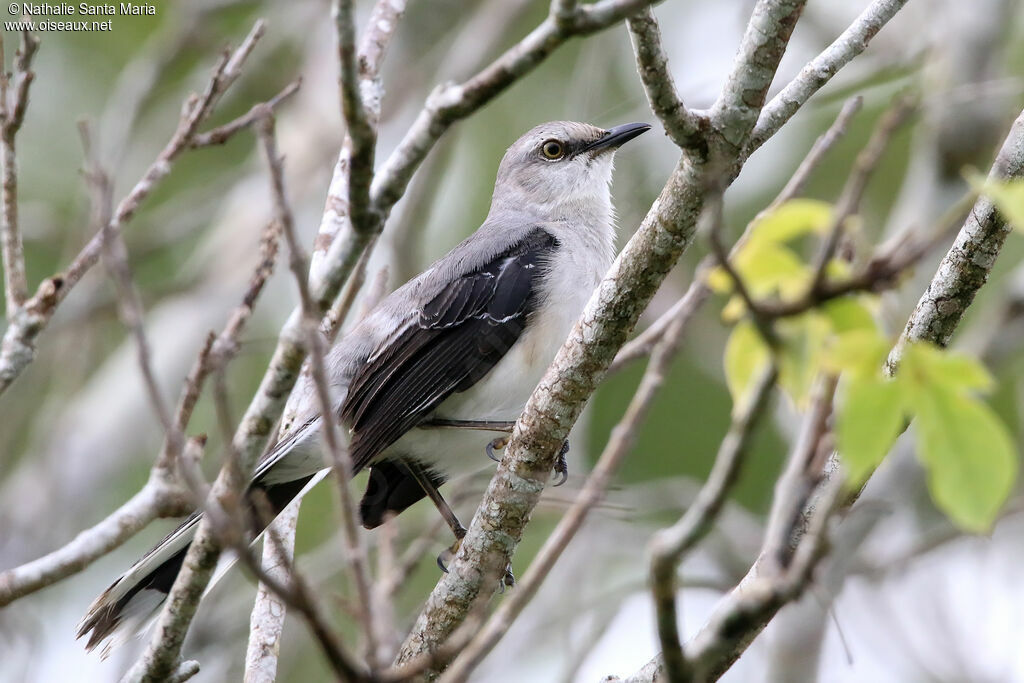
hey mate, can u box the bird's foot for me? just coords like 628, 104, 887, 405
486, 436, 509, 462
552, 440, 570, 487
437, 536, 462, 573
499, 564, 515, 593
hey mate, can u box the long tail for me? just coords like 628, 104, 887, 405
77, 420, 324, 656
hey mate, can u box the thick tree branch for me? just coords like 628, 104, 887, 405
610, 96, 862, 373
710, 0, 807, 155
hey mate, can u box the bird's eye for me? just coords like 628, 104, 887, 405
541, 140, 565, 160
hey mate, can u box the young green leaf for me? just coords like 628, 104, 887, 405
747, 199, 834, 246
837, 377, 905, 484
912, 387, 1017, 533
724, 319, 770, 414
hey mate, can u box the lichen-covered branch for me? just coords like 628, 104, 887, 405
745, 0, 912, 157
888, 106, 1024, 366
627, 8, 706, 149
437, 267, 758, 683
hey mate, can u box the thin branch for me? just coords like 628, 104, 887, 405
888, 105, 1024, 368
648, 364, 777, 683
808, 94, 916, 291
627, 8, 706, 149
332, 0, 377, 236
771, 95, 863, 207
190, 79, 302, 148
0, 20, 272, 395
244, 501, 300, 683
0, 466, 190, 607
0, 28, 39, 313
255, 115, 381, 670
745, 0, 912, 157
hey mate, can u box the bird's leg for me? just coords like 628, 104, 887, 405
399, 458, 515, 587
420, 418, 516, 464
422, 417, 571, 485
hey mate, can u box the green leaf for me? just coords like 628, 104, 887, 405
967, 170, 1024, 231
823, 329, 890, 379
747, 199, 833, 246
913, 387, 1017, 532
778, 314, 830, 405
838, 377, 905, 483
724, 319, 770, 414
733, 242, 809, 297
903, 342, 994, 394
820, 297, 877, 334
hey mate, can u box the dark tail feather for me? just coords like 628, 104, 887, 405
77, 473, 318, 656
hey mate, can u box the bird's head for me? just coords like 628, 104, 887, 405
490, 120, 650, 221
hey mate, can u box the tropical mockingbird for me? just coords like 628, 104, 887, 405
78, 119, 650, 653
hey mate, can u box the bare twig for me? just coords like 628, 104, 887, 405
648, 364, 777, 682
190, 79, 302, 148
255, 115, 380, 669
244, 501, 300, 683
745, 0, 913, 157
627, 8, 706, 149
0, 28, 39, 313
0, 20, 272, 395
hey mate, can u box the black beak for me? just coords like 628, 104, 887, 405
582, 122, 651, 153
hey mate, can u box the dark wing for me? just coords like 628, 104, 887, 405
340, 228, 557, 471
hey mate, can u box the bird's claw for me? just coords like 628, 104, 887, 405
436, 537, 462, 574
552, 440, 569, 487
486, 436, 509, 463
499, 564, 515, 592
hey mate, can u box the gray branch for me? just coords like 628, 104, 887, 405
888, 106, 1024, 366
